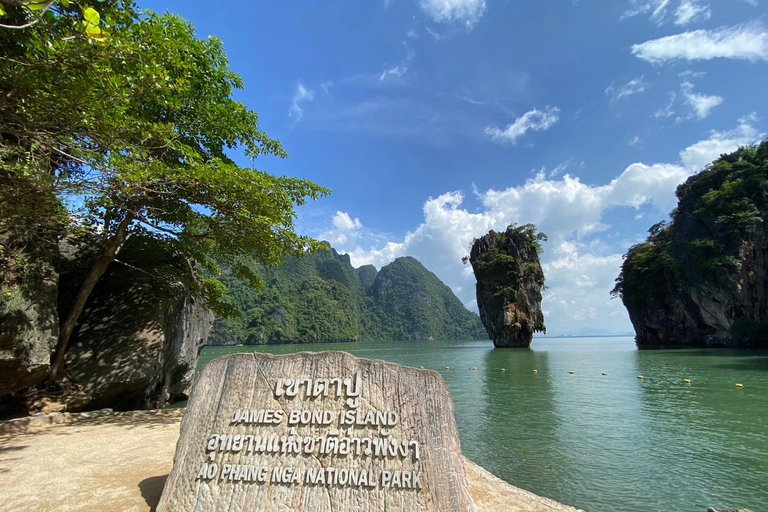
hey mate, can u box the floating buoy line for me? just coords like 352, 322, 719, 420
208, 350, 749, 389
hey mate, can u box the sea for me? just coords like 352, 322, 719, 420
196, 337, 768, 512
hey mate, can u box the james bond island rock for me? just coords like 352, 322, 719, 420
468, 224, 547, 348
614, 142, 768, 348
58, 241, 214, 410
158, 352, 477, 512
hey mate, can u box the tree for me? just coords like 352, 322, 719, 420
1, 1, 330, 382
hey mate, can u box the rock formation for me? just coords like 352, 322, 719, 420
58, 241, 214, 410
158, 352, 477, 511
0, 229, 59, 395
615, 142, 768, 348
1, 234, 214, 415
468, 224, 546, 348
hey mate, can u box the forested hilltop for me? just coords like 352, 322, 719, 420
210, 250, 486, 345
613, 141, 768, 348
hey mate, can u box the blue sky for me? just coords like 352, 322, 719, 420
143, 0, 767, 335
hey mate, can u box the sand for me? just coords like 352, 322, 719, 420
0, 411, 581, 512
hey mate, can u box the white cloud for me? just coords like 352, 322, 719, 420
632, 22, 768, 64
605, 75, 648, 103
419, 0, 487, 29
621, 0, 673, 25
289, 82, 314, 120
379, 66, 408, 82
674, 0, 711, 26
680, 113, 763, 170
331, 117, 763, 335
680, 81, 723, 119
654, 92, 677, 118
485, 106, 560, 144
319, 211, 364, 246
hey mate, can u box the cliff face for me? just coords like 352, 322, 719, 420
617, 142, 768, 348
0, 230, 59, 395
469, 225, 546, 348
59, 243, 214, 410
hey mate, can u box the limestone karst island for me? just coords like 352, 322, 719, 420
1, 1, 766, 512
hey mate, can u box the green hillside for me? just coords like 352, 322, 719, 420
209, 250, 486, 345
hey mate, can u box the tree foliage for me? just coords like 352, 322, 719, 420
1, 1, 329, 380
613, 141, 768, 305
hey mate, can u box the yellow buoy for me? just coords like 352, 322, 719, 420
736, 383, 744, 388
533, 369, 538, 374
473, 367, 478, 371
419, 366, 424, 370
602, 372, 607, 376
684, 379, 691, 384
445, 367, 450, 371
501, 368, 506, 372
569, 370, 575, 374
638, 375, 645, 380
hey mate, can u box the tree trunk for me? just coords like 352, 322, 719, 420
48, 213, 135, 383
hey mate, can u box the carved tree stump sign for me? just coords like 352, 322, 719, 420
157, 352, 477, 511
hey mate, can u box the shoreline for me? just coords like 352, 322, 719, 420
0, 409, 582, 512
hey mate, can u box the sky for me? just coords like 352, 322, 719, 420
142, 0, 768, 335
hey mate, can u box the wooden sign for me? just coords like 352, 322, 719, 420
157, 351, 477, 511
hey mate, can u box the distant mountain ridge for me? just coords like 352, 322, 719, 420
209, 249, 486, 345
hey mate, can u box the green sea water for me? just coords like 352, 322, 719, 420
196, 337, 768, 512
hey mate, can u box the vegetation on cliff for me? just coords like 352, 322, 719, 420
0, 1, 328, 381
209, 250, 486, 344
613, 141, 768, 347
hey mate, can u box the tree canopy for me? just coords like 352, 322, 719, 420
0, 1, 330, 380
612, 141, 768, 303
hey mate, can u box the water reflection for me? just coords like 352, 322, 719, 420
633, 349, 768, 511
474, 349, 565, 502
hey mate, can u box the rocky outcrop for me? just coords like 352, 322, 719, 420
0, 228, 59, 395
58, 241, 214, 410
616, 143, 768, 348
468, 224, 546, 348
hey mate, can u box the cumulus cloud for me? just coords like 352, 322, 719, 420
606, 75, 648, 103
680, 113, 763, 170
674, 0, 711, 26
419, 0, 487, 29
485, 106, 560, 144
289, 82, 314, 120
632, 22, 768, 64
331, 117, 763, 335
319, 211, 364, 246
680, 81, 723, 119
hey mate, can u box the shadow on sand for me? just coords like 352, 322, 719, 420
140, 474, 169, 512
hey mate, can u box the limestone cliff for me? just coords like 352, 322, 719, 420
468, 224, 546, 348
615, 142, 768, 348
0, 229, 59, 395
58, 240, 214, 410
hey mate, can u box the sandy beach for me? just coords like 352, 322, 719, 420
0, 410, 581, 512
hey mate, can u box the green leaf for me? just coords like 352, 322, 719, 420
83, 6, 100, 26
60, 0, 70, 6
0, 5, 5, 16
25, 0, 52, 11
